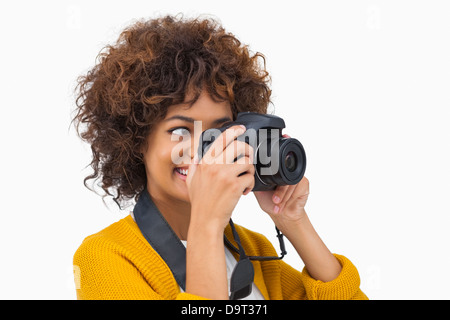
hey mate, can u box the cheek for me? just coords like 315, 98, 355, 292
144, 142, 175, 176
149, 147, 175, 169
144, 134, 192, 173
167, 136, 193, 165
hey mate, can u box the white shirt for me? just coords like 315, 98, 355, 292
180, 240, 265, 300
131, 212, 264, 299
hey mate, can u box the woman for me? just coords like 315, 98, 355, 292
72, 14, 367, 300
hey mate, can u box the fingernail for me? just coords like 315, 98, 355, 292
273, 195, 281, 204
273, 205, 280, 214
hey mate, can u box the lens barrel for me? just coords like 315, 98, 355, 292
278, 138, 306, 185
254, 137, 306, 190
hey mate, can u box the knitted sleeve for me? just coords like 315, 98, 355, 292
73, 235, 207, 300
230, 224, 367, 300
280, 254, 368, 300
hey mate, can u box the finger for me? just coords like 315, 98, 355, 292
186, 160, 198, 187
237, 167, 255, 195
280, 177, 310, 212
274, 184, 296, 214
294, 176, 310, 196
274, 176, 309, 205
272, 185, 289, 204
203, 125, 246, 164
192, 152, 199, 165
232, 159, 255, 177
282, 133, 291, 139
224, 140, 253, 164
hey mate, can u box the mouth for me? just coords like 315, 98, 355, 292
174, 166, 189, 181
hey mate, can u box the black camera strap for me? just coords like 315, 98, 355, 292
224, 219, 287, 299
133, 188, 286, 299
224, 221, 287, 262
133, 188, 187, 290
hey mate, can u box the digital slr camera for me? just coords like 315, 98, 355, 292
198, 112, 306, 191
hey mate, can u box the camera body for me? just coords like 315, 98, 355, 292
198, 112, 306, 191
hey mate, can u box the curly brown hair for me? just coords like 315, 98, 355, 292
72, 14, 272, 208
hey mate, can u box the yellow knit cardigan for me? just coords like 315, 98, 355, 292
73, 215, 367, 300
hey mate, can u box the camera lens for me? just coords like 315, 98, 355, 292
254, 137, 306, 191
278, 138, 306, 186
284, 151, 297, 172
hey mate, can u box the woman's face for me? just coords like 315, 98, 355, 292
143, 90, 233, 204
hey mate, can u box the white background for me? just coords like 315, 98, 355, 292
1, 0, 449, 300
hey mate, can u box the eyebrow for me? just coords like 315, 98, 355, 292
165, 115, 232, 125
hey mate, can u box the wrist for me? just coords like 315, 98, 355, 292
274, 208, 309, 238
276, 211, 342, 282
186, 212, 228, 300
189, 206, 230, 234
187, 222, 224, 243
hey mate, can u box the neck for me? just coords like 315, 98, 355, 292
147, 189, 191, 241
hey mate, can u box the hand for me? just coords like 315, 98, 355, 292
253, 134, 310, 234
186, 125, 255, 231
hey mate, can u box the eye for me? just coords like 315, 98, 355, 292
221, 121, 233, 128
169, 127, 190, 137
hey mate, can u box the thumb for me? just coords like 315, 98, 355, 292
186, 154, 199, 185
